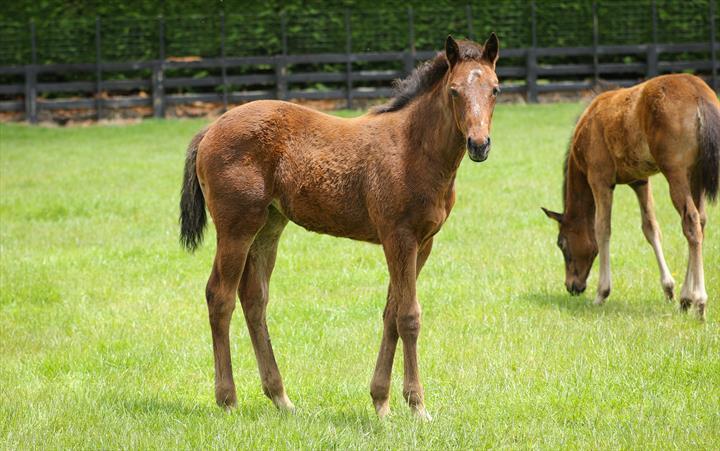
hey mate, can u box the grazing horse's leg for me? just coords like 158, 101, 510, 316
630, 180, 675, 300
206, 229, 264, 408
370, 238, 433, 418
691, 182, 709, 318
380, 232, 430, 420
589, 180, 614, 305
666, 173, 707, 318
238, 207, 294, 411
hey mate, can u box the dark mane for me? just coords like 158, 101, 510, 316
562, 143, 570, 208
372, 40, 485, 114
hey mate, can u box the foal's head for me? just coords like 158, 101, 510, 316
444, 34, 500, 162
542, 208, 598, 295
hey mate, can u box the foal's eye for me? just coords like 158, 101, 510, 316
449, 88, 459, 98
492, 86, 501, 97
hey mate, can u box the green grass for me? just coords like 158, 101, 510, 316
1, 103, 718, 449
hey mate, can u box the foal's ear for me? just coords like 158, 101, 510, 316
481, 32, 499, 67
541, 207, 564, 223
445, 35, 460, 67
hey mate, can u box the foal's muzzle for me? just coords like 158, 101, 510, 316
467, 137, 491, 162
566, 281, 586, 296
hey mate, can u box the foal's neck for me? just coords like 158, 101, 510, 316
564, 153, 595, 226
404, 83, 466, 179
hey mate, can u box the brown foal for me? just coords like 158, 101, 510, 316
180, 35, 500, 418
543, 73, 719, 318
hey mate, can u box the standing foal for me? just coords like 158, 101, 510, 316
180, 35, 501, 418
543, 74, 719, 318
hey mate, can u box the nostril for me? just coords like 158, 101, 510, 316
467, 137, 475, 150
485, 137, 491, 148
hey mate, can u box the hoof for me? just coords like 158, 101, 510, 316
413, 406, 432, 422
593, 288, 610, 306
679, 297, 692, 311
215, 388, 237, 410
374, 400, 391, 418
272, 393, 296, 413
663, 284, 675, 302
696, 302, 707, 321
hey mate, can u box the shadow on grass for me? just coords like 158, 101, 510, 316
119, 393, 289, 420
519, 291, 677, 318
120, 397, 216, 417
120, 395, 382, 427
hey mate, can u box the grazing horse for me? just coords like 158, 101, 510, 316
179, 34, 500, 418
542, 73, 719, 318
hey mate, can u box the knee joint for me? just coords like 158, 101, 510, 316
397, 313, 421, 339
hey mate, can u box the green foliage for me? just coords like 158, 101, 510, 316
1, 104, 719, 448
0, 0, 716, 65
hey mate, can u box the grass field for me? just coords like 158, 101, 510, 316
1, 103, 718, 449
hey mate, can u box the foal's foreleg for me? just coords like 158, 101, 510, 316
239, 210, 293, 410
370, 286, 399, 418
590, 182, 614, 305
631, 180, 675, 300
370, 238, 433, 418
383, 233, 430, 419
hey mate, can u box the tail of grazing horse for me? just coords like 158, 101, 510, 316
179, 127, 208, 252
697, 96, 720, 203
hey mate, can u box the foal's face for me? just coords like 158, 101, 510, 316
445, 34, 500, 162
542, 208, 598, 295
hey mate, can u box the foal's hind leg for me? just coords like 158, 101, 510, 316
666, 172, 707, 318
690, 182, 709, 318
630, 180, 675, 300
238, 207, 294, 411
370, 238, 433, 418
206, 210, 268, 409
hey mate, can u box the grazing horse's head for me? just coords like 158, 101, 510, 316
542, 208, 598, 295
444, 34, 500, 162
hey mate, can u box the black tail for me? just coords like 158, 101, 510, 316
179, 127, 209, 252
697, 96, 720, 204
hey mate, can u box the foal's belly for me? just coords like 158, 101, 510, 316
272, 192, 380, 244
609, 135, 660, 184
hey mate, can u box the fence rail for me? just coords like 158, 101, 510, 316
1, 1, 718, 123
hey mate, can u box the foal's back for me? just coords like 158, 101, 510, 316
574, 73, 718, 184
196, 100, 403, 242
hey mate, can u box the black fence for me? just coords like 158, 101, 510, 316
0, 1, 718, 123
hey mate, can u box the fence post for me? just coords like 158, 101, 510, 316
153, 16, 165, 118
220, 13, 228, 112
95, 17, 102, 121
592, 1, 599, 88
526, 1, 538, 103
403, 6, 416, 76
466, 5, 474, 41
275, 13, 287, 100
647, 0, 658, 78
344, 10, 353, 109
710, 0, 717, 92
25, 20, 37, 124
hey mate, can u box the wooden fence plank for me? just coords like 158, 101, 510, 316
2, 42, 717, 122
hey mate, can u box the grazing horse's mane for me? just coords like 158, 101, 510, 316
372, 40, 485, 114
562, 144, 571, 207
